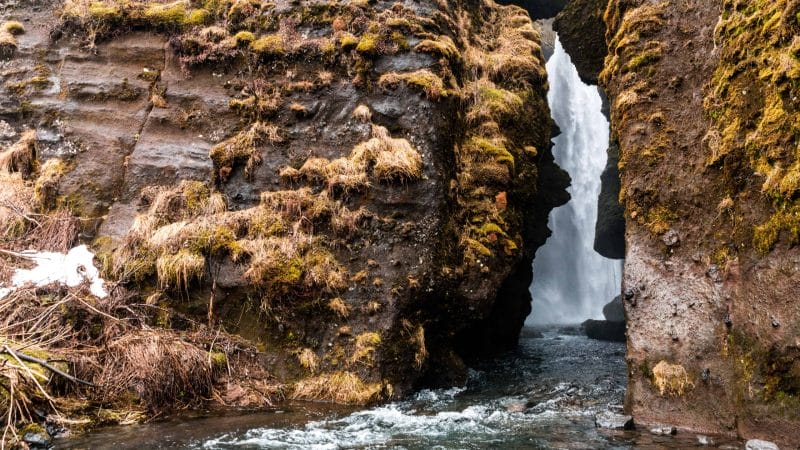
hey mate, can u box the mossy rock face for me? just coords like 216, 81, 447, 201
601, 0, 800, 443
0, 0, 559, 430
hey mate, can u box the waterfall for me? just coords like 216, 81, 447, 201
528, 36, 623, 325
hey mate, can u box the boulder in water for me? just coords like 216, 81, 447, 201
594, 411, 634, 430
582, 319, 625, 342
602, 295, 624, 322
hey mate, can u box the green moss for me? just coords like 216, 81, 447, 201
753, 206, 800, 254
477, 85, 524, 118
234, 30, 255, 45
390, 31, 409, 51
250, 34, 285, 56
475, 222, 506, 237
641, 204, 677, 236
414, 37, 460, 61
185, 9, 211, 26
339, 33, 359, 50
209, 351, 227, 368
143, 2, 189, 27
356, 32, 379, 55
465, 238, 492, 257
466, 136, 515, 170
3, 21, 25, 35
86, 2, 122, 20
623, 47, 662, 73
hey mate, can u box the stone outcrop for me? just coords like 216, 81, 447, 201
598, 0, 800, 445
0, 0, 565, 434
552, 0, 606, 84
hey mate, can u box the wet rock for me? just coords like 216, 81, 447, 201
650, 425, 677, 435
552, 0, 607, 84
581, 319, 625, 342
499, 0, 568, 20
602, 295, 624, 322
593, 142, 625, 259
519, 327, 545, 339
557, 325, 583, 336
594, 411, 634, 430
22, 430, 51, 449
746, 439, 780, 450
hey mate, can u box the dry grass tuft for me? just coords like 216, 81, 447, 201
328, 297, 349, 319
296, 348, 318, 373
351, 332, 381, 366
210, 122, 282, 182
97, 331, 219, 411
651, 360, 694, 397
291, 371, 382, 404
0, 130, 38, 180
352, 104, 372, 123
412, 325, 427, 369
378, 69, 446, 100
156, 249, 205, 291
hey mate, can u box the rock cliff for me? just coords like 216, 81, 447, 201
593, 0, 800, 444
0, 0, 566, 436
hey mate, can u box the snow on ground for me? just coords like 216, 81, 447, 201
0, 245, 107, 299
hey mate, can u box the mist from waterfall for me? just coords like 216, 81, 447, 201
528, 37, 623, 325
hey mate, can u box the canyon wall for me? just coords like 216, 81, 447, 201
557, 0, 800, 444
0, 0, 565, 432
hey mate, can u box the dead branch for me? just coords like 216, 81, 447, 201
0, 346, 95, 387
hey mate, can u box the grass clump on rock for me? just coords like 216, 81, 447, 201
652, 360, 694, 397
291, 371, 384, 404
378, 69, 447, 100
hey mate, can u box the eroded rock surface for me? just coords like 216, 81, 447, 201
599, 0, 800, 445
0, 0, 565, 432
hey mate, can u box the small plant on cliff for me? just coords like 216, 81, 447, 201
652, 360, 694, 396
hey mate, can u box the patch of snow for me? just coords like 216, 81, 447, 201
0, 245, 107, 299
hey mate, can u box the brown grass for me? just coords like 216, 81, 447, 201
327, 297, 349, 319
352, 104, 372, 123
350, 332, 381, 366
210, 122, 282, 182
155, 249, 205, 291
0, 131, 38, 180
296, 348, 318, 373
291, 371, 382, 404
95, 331, 220, 411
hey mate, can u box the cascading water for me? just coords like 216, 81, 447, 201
529, 36, 623, 325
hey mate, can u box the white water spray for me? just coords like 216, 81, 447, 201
528, 37, 623, 325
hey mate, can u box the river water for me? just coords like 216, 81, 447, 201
59, 329, 742, 449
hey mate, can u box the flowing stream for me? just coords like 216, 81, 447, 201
58, 329, 740, 449
529, 37, 623, 325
